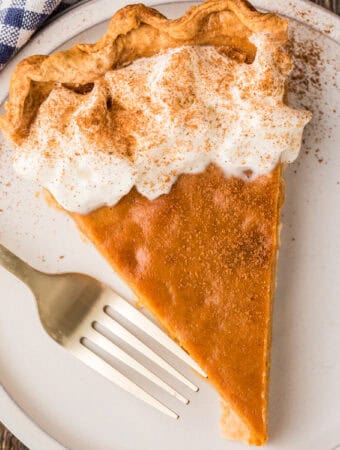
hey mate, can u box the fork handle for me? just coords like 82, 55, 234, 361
0, 244, 40, 288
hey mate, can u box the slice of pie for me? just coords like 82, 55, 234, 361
0, 0, 311, 445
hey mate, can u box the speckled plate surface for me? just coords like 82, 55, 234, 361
0, 1, 339, 449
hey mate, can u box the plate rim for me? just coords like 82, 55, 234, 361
0, 0, 339, 449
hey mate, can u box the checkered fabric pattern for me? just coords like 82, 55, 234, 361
0, 0, 79, 70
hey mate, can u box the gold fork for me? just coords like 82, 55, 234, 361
0, 244, 206, 418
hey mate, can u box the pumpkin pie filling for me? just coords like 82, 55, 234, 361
0, 0, 312, 445
71, 163, 283, 445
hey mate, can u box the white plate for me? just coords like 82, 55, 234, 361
0, 1, 339, 449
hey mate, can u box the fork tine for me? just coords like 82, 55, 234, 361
88, 325, 189, 404
71, 341, 179, 419
100, 311, 199, 392
106, 295, 207, 378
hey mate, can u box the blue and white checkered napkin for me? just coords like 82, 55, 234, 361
0, 0, 79, 71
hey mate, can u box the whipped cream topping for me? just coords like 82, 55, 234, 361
13, 34, 311, 213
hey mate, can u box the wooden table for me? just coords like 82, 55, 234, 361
0, 0, 338, 448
